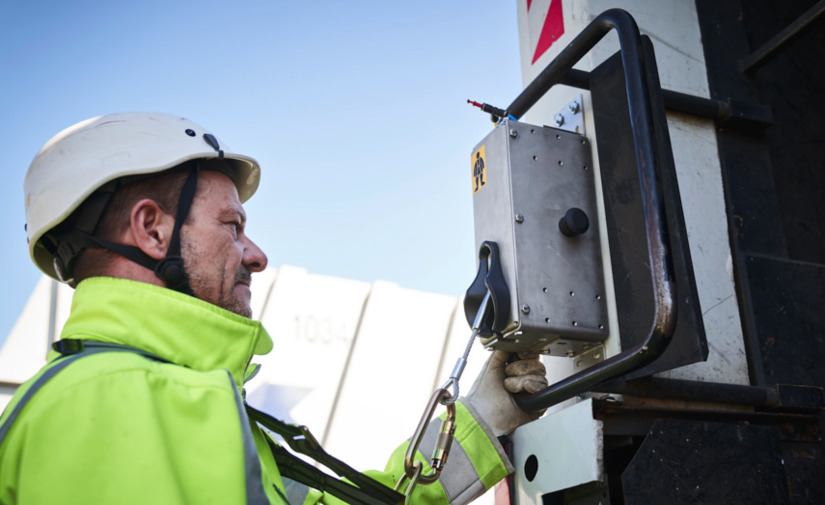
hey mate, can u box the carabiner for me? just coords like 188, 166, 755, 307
440, 376, 460, 405
395, 460, 423, 505
404, 388, 457, 486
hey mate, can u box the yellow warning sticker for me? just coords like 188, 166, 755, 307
471, 145, 487, 194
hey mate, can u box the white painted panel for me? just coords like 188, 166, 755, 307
0, 392, 13, 410
511, 399, 603, 502
659, 113, 747, 384
248, 265, 371, 439
0, 276, 53, 385
248, 266, 279, 321
323, 281, 457, 471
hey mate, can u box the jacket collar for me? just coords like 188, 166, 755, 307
58, 277, 273, 388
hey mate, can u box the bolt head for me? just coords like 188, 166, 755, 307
509, 129, 518, 138
554, 114, 565, 127
521, 305, 530, 314
568, 101, 581, 114
515, 213, 524, 223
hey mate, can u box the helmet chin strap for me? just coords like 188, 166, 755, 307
54, 162, 200, 296
152, 162, 200, 295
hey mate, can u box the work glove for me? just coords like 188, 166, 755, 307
462, 350, 548, 437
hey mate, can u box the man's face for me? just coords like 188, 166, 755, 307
180, 170, 267, 318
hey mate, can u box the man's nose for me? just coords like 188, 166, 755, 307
242, 236, 268, 273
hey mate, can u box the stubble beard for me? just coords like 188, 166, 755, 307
219, 267, 253, 319
183, 240, 253, 319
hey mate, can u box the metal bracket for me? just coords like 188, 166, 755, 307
551, 94, 586, 135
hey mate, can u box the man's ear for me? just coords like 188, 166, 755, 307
128, 199, 175, 260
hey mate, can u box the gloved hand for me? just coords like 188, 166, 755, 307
462, 350, 548, 437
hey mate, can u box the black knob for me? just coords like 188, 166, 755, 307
559, 208, 590, 237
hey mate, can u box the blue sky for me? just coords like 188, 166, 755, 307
0, 1, 521, 345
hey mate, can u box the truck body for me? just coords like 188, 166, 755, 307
483, 1, 824, 503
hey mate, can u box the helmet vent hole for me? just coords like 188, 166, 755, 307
185, 129, 196, 137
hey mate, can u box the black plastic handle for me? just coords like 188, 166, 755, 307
464, 241, 511, 337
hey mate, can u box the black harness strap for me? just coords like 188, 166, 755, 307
265, 438, 397, 505
246, 405, 403, 505
2, 339, 403, 505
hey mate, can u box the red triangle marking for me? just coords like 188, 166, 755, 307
531, 0, 564, 64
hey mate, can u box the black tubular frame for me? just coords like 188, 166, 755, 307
506, 9, 677, 412
556, 68, 773, 126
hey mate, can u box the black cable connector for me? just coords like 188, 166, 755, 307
467, 99, 507, 123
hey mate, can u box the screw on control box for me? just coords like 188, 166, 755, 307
467, 118, 608, 357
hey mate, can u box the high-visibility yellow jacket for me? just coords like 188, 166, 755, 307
0, 277, 512, 504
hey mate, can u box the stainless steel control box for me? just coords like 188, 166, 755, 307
470, 118, 609, 356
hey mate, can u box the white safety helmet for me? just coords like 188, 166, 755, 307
24, 112, 261, 283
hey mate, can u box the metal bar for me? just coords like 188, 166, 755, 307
507, 9, 649, 121
660, 89, 728, 119
558, 68, 591, 89
596, 403, 821, 428
510, 9, 677, 412
592, 377, 777, 407
560, 69, 731, 120
740, 0, 825, 73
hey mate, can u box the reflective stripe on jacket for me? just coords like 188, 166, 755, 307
0, 277, 511, 504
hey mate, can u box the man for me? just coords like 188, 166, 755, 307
0, 112, 547, 504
